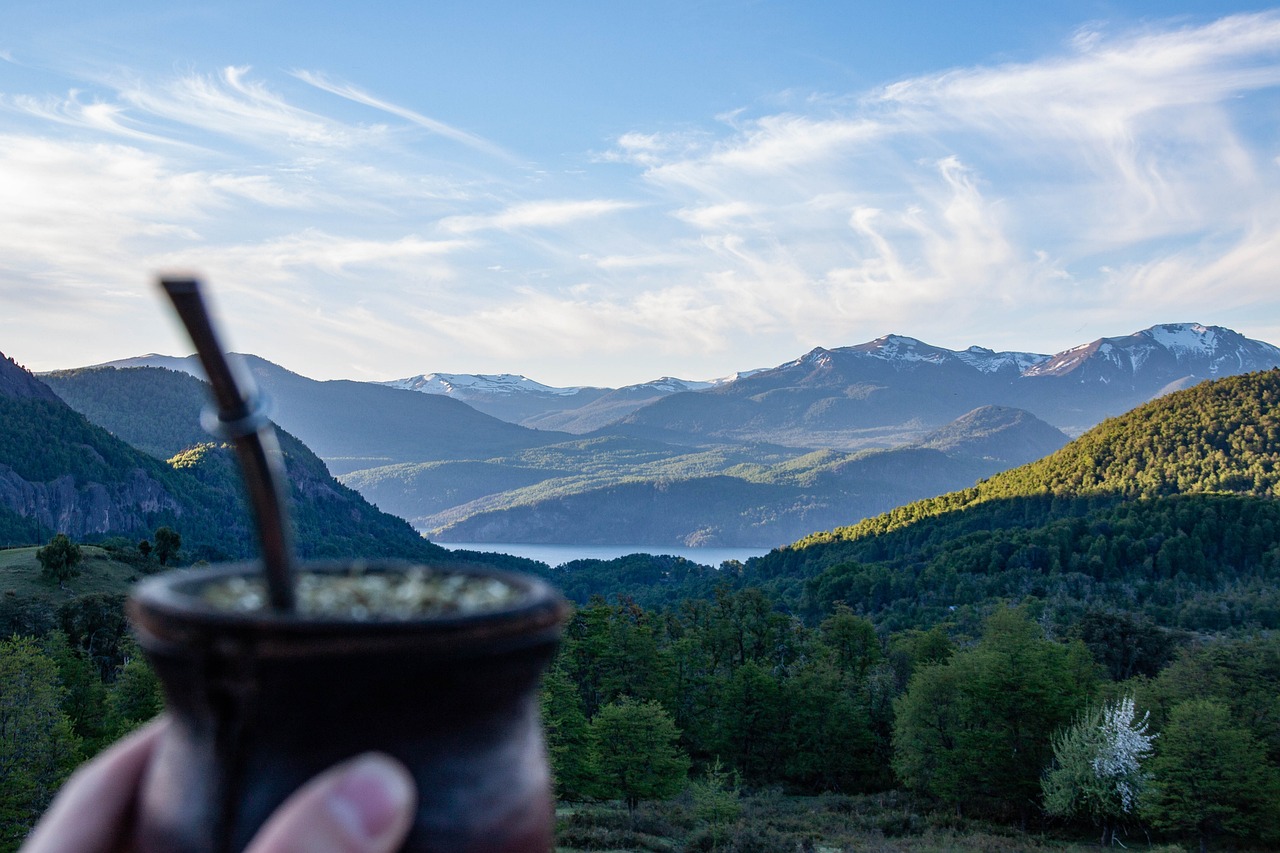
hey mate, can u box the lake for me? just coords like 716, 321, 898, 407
435, 542, 772, 568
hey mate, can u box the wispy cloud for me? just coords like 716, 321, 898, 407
439, 199, 639, 233
593, 11, 1280, 354
5, 12, 1280, 382
118, 66, 383, 150
293, 70, 515, 162
0, 91, 189, 146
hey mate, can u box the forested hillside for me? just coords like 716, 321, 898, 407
734, 369, 1280, 632
38, 366, 447, 562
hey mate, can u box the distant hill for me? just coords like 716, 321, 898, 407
428, 450, 991, 548
21, 362, 445, 561
913, 405, 1069, 463
91, 354, 571, 473
522, 379, 727, 434
419, 407, 1066, 548
748, 369, 1280, 632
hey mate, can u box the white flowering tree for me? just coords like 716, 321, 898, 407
1043, 696, 1156, 846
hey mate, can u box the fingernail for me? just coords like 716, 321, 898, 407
327, 754, 415, 844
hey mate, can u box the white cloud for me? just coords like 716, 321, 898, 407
675, 201, 759, 229
6, 12, 1280, 384
593, 252, 692, 270
439, 199, 638, 233
0, 91, 189, 146
117, 66, 384, 150
582, 11, 1280, 356
293, 70, 514, 162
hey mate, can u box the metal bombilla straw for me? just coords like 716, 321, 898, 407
159, 277, 297, 612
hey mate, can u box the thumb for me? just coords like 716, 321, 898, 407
244, 753, 417, 853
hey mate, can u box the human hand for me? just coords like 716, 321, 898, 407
21, 716, 418, 853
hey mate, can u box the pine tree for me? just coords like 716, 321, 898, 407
539, 664, 594, 801
1143, 699, 1280, 852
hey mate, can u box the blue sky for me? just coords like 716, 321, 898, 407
3, 1, 1280, 386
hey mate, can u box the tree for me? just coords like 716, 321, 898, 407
892, 607, 1095, 821
711, 661, 787, 782
892, 661, 965, 805
1071, 610, 1179, 681
102, 652, 163, 741
0, 637, 82, 849
137, 539, 152, 560
589, 697, 690, 811
539, 664, 594, 801
36, 533, 82, 583
1043, 696, 1156, 845
57, 593, 130, 681
152, 526, 181, 566
1143, 699, 1280, 852
689, 758, 741, 848
783, 660, 880, 792
819, 604, 882, 680
42, 631, 107, 753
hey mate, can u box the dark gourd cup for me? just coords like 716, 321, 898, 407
127, 559, 569, 853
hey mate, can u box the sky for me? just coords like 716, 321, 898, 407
3, 1, 1280, 387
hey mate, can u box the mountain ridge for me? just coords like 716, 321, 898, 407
84, 353, 572, 473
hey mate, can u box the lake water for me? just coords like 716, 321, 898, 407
435, 542, 772, 568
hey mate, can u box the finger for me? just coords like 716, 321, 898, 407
244, 753, 417, 853
21, 717, 169, 853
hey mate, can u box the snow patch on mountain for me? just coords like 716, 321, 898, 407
708, 368, 766, 386
633, 377, 712, 393
956, 346, 1050, 374
861, 335, 950, 363
1146, 323, 1216, 354
383, 373, 589, 397
384, 369, 758, 401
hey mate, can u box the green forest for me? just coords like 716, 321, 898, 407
3, 370, 1280, 851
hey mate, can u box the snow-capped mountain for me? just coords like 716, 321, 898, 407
381, 373, 592, 398
83, 322, 1279, 446
606, 323, 1280, 446
785, 336, 1050, 378
1022, 323, 1280, 383
956, 346, 1051, 375
380, 370, 764, 431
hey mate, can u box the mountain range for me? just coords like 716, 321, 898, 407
65, 322, 1280, 548
375, 323, 1280, 442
